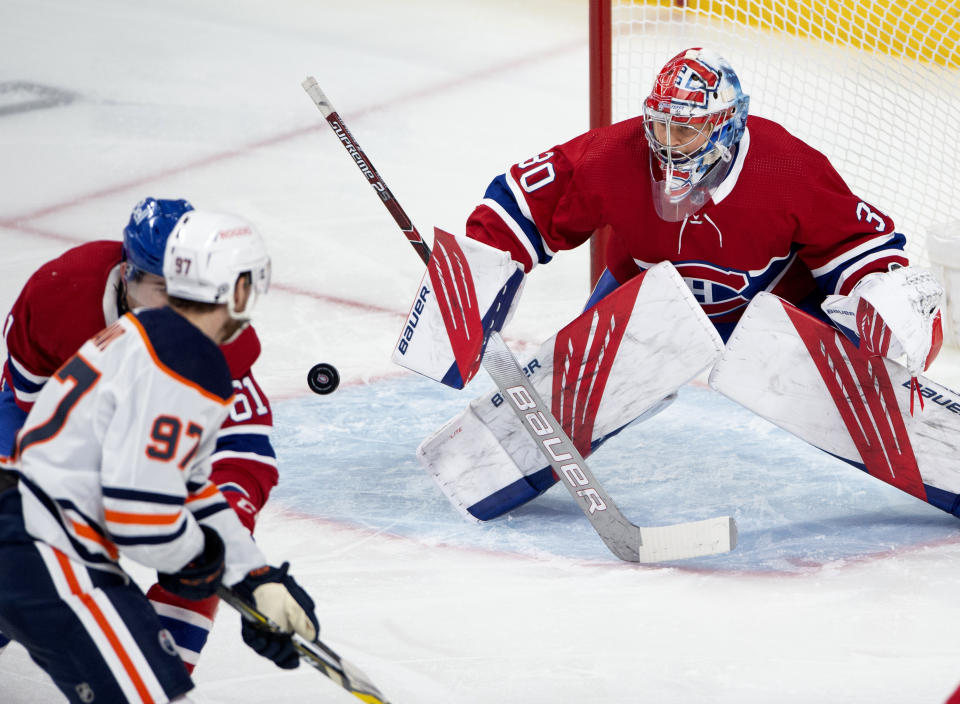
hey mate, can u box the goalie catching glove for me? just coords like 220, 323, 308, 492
232, 562, 319, 669
822, 265, 944, 376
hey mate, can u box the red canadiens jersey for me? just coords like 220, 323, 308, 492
1, 240, 277, 519
466, 115, 908, 339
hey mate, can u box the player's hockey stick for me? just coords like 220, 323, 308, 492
217, 586, 391, 704
301, 77, 736, 562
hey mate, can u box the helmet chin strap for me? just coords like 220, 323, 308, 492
221, 278, 254, 345
226, 275, 258, 322
220, 319, 250, 345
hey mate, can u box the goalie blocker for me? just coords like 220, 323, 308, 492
711, 291, 960, 517
419, 261, 725, 521
392, 227, 525, 389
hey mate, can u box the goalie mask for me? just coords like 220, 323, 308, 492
163, 210, 271, 322
643, 47, 749, 222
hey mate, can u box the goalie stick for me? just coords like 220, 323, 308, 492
217, 586, 391, 704
301, 77, 736, 563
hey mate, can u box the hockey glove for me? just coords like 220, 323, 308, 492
157, 524, 225, 601
232, 562, 319, 669
822, 266, 944, 376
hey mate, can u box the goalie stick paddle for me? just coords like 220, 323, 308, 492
301, 76, 736, 563
217, 586, 391, 704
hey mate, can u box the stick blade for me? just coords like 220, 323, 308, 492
634, 516, 737, 563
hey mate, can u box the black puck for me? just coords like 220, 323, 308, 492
307, 362, 340, 395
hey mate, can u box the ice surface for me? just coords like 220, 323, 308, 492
2, 0, 960, 702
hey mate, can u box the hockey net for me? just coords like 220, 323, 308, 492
589, 0, 960, 283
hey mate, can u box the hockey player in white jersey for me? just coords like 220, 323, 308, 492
0, 210, 318, 703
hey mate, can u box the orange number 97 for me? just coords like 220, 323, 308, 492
146, 415, 204, 469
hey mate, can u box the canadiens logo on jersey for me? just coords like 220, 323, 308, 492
634, 249, 797, 321
677, 263, 750, 316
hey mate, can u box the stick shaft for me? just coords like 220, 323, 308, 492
302, 77, 431, 265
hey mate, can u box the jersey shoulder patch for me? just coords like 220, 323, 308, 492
132, 308, 233, 403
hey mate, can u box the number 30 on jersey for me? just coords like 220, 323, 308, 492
517, 152, 556, 193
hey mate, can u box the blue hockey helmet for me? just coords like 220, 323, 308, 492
123, 197, 194, 280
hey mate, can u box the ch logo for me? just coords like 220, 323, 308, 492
664, 58, 721, 108
159, 627, 179, 657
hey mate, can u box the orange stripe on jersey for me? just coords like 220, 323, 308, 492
104, 509, 183, 526
186, 483, 220, 503
71, 520, 120, 560
52, 548, 156, 704
126, 313, 233, 406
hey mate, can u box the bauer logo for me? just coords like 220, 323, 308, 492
397, 285, 431, 355
491, 358, 541, 407
504, 383, 607, 514
901, 380, 960, 414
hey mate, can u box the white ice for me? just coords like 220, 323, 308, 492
2, 1, 960, 702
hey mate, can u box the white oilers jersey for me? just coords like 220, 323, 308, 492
13, 308, 267, 584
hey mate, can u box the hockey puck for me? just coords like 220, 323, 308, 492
307, 362, 340, 395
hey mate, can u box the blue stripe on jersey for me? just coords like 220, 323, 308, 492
484, 175, 553, 266
5, 361, 45, 395
217, 482, 249, 496
155, 613, 210, 654
813, 231, 907, 293
186, 480, 206, 493
135, 308, 233, 402
192, 503, 230, 521
110, 519, 188, 546
215, 432, 276, 459
15, 476, 113, 565
102, 486, 185, 506
55, 498, 112, 541
0, 388, 27, 456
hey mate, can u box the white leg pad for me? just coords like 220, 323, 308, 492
418, 261, 724, 520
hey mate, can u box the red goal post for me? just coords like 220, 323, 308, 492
588, 0, 960, 289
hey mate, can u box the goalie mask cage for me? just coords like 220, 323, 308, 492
588, 0, 960, 287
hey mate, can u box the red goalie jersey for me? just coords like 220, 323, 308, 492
466, 115, 908, 340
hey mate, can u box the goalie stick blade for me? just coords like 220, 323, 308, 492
635, 516, 737, 563
217, 587, 391, 704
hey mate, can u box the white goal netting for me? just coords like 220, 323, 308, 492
606, 0, 959, 268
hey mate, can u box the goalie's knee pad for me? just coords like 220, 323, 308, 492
418, 261, 723, 521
